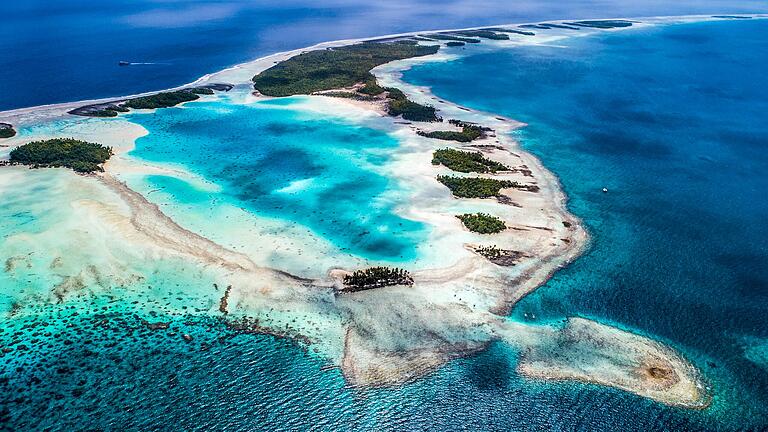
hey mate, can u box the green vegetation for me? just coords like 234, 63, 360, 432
544, 24, 581, 30
88, 106, 127, 117
358, 78, 386, 96
445, 41, 465, 47
0, 124, 16, 139
342, 267, 414, 291
89, 110, 118, 117
451, 30, 509, 40
432, 148, 510, 173
420, 130, 477, 142
437, 175, 517, 198
420, 34, 481, 43
387, 88, 440, 122
483, 27, 536, 36
188, 87, 215, 95
252, 42, 439, 96
68, 103, 128, 117
476, 245, 504, 259
123, 90, 200, 110
566, 20, 633, 29
410, 36, 438, 42
474, 245, 521, 265
250, 42, 441, 122
320, 91, 379, 101
71, 85, 230, 117
9, 138, 112, 173
420, 121, 487, 143
108, 105, 129, 113
457, 213, 506, 234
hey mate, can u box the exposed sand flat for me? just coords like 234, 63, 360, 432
515, 318, 710, 409
98, 174, 259, 273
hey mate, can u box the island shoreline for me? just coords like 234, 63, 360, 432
0, 14, 757, 125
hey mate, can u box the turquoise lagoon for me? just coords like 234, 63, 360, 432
2, 17, 768, 432
123, 97, 428, 267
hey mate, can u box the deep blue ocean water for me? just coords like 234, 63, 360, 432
3, 17, 768, 432
3, 0, 767, 111
403, 18, 768, 429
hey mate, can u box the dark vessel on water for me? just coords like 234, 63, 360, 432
118, 61, 130, 66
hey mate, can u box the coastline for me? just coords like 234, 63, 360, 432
0, 14, 748, 126
0, 14, 741, 409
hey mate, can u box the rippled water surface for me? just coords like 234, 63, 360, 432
4, 1, 766, 110
2, 18, 768, 432
404, 18, 768, 430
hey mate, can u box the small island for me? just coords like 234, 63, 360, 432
340, 267, 414, 292
252, 42, 438, 96
253, 41, 440, 122
419, 34, 482, 44
69, 84, 233, 117
437, 175, 519, 198
0, 123, 16, 139
474, 245, 524, 265
419, 120, 488, 142
483, 27, 537, 36
566, 20, 633, 28
9, 138, 112, 173
457, 213, 507, 234
432, 148, 510, 173
449, 30, 510, 40
123, 90, 201, 110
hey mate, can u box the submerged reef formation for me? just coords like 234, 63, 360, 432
9, 138, 112, 173
516, 318, 710, 409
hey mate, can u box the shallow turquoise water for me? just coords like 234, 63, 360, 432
126, 98, 427, 262
3, 19, 768, 431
